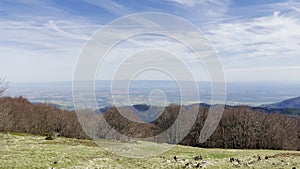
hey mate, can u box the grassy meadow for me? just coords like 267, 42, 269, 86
0, 132, 299, 169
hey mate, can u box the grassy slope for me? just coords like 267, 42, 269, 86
0, 133, 299, 169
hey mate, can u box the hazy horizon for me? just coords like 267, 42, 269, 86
5, 80, 300, 110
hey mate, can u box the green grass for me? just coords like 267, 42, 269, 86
0, 132, 299, 169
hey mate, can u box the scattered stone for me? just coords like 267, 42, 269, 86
53, 161, 58, 164
257, 155, 261, 161
183, 163, 191, 168
184, 159, 190, 164
182, 159, 191, 168
194, 155, 203, 161
201, 160, 207, 165
248, 160, 256, 165
236, 158, 242, 164
232, 162, 239, 167
45, 135, 54, 140
265, 156, 269, 160
230, 158, 235, 163
174, 156, 178, 162
292, 167, 296, 169
163, 158, 171, 163
194, 162, 201, 168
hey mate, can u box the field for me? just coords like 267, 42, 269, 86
0, 132, 299, 169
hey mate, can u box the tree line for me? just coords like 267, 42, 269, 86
0, 96, 87, 139
0, 95, 299, 150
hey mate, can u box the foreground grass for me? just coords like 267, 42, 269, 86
0, 133, 299, 169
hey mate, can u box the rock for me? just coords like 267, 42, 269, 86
183, 163, 191, 168
194, 162, 201, 168
174, 156, 178, 161
194, 156, 203, 161
232, 162, 239, 167
236, 159, 242, 164
45, 135, 54, 140
248, 160, 256, 165
201, 160, 207, 164
257, 155, 261, 161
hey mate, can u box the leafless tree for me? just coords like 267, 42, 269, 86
0, 78, 8, 97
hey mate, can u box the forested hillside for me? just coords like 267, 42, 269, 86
262, 96, 300, 109
0, 96, 299, 150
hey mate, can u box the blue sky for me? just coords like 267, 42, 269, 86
0, 0, 300, 82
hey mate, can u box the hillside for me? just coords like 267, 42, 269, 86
253, 107, 300, 116
258, 96, 300, 116
1, 132, 299, 169
1, 96, 300, 150
262, 96, 300, 109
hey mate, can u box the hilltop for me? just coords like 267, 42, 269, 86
262, 96, 300, 109
257, 96, 300, 116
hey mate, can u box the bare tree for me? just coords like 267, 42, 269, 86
0, 78, 8, 96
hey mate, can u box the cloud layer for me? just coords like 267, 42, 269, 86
0, 0, 299, 82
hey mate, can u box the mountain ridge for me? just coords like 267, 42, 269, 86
261, 96, 300, 109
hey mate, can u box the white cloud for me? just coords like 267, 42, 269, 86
83, 0, 131, 16
47, 20, 90, 40
92, 32, 217, 81
0, 1, 99, 82
291, 6, 300, 13
167, 0, 198, 6
204, 8, 300, 81
167, 0, 229, 6
166, 0, 232, 25
208, 13, 300, 56
1, 0, 300, 82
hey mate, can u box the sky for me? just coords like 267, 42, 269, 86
0, 0, 300, 83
